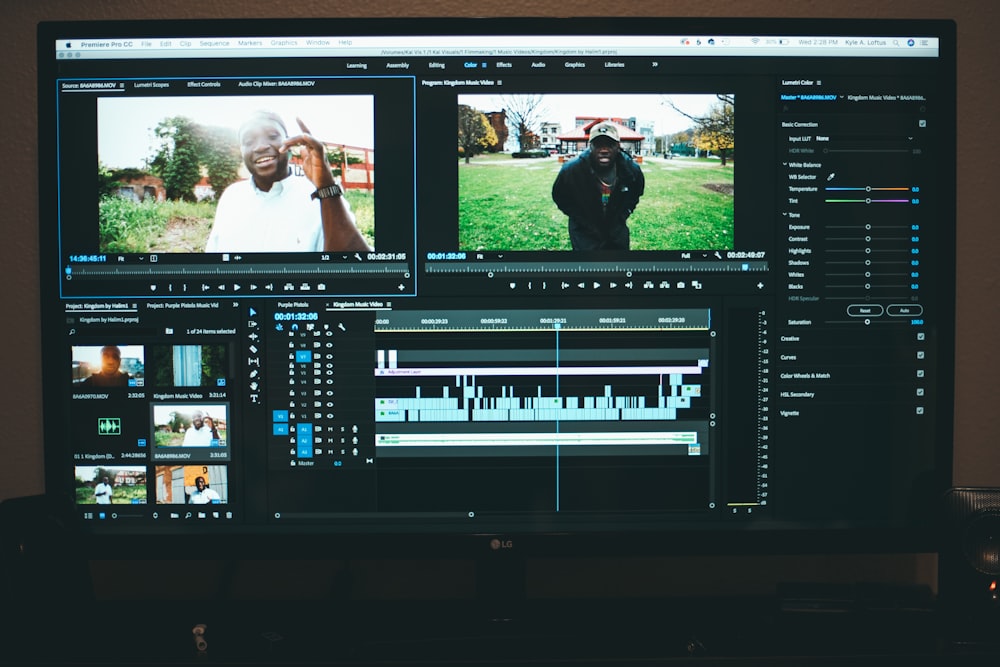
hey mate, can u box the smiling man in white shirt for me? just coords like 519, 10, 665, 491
205, 111, 371, 253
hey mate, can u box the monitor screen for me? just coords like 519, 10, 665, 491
37, 17, 956, 556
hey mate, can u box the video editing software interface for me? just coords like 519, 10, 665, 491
39, 20, 955, 539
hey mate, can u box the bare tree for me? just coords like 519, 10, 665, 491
501, 94, 547, 152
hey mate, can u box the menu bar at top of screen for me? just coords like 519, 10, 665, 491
54, 35, 941, 60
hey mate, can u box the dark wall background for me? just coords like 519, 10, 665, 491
3, 0, 997, 598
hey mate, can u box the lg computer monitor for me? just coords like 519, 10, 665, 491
36, 17, 956, 557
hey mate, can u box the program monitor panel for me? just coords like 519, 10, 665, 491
38, 19, 955, 550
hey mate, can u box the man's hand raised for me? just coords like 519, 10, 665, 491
280, 117, 371, 252
280, 117, 336, 189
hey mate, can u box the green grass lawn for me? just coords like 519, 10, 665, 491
99, 188, 375, 254
76, 484, 147, 504
458, 154, 734, 251
154, 428, 227, 447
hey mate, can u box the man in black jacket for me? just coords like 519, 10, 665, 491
552, 121, 645, 250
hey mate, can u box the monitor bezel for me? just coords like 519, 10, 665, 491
36, 15, 956, 560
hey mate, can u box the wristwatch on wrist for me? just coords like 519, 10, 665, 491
311, 183, 343, 200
